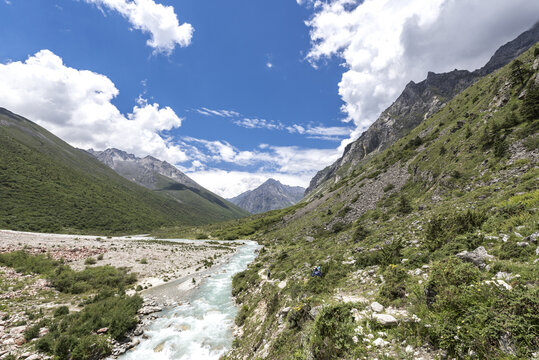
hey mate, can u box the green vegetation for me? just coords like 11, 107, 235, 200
222, 45, 539, 359
0, 251, 141, 359
0, 108, 247, 234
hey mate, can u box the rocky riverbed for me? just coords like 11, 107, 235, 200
0, 230, 241, 360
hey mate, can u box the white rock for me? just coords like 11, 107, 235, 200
278, 280, 287, 289
405, 345, 414, 354
370, 302, 384, 313
373, 338, 389, 347
373, 313, 398, 326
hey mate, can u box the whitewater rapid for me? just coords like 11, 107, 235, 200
119, 240, 259, 360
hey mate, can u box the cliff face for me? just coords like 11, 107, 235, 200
306, 22, 539, 195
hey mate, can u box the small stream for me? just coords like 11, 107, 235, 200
119, 240, 259, 360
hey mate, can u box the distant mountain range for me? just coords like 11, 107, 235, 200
0, 108, 247, 233
228, 179, 305, 214
87, 148, 248, 221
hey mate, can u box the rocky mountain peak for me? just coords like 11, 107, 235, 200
228, 179, 305, 214
306, 22, 539, 195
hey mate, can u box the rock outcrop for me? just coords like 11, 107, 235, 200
306, 22, 539, 195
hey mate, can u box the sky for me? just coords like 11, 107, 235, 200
0, 0, 538, 197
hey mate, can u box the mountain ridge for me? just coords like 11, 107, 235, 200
306, 21, 539, 195
87, 147, 249, 221
228, 178, 305, 214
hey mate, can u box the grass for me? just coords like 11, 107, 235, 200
0, 108, 247, 234
223, 46, 539, 360
0, 250, 142, 359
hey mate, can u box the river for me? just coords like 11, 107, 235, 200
119, 240, 260, 360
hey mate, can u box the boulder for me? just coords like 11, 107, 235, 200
370, 302, 384, 313
372, 313, 398, 326
96, 327, 108, 334
456, 246, 494, 268
373, 337, 389, 347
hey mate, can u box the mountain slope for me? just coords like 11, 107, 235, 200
88, 148, 248, 222
208, 45, 538, 359
0, 109, 239, 233
228, 179, 305, 214
306, 21, 539, 195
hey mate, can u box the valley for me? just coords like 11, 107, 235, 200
0, 7, 537, 360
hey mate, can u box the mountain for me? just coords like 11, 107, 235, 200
87, 148, 248, 221
203, 43, 538, 359
0, 108, 245, 233
227, 179, 305, 214
306, 21, 539, 195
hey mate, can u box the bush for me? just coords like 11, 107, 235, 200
97, 254, 104, 261
236, 305, 249, 326
352, 224, 369, 243
24, 324, 40, 341
54, 306, 69, 318
422, 259, 539, 358
139, 258, 148, 264
397, 196, 412, 214
308, 304, 361, 360
383, 183, 395, 192
425, 209, 487, 251
499, 241, 534, 260
521, 82, 539, 121
378, 264, 408, 303
84, 257, 96, 265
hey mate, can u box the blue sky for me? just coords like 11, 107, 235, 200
1, 0, 538, 196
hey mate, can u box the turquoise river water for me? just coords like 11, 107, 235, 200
119, 240, 260, 360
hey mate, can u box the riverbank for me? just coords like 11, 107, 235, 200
117, 240, 260, 360
0, 230, 243, 359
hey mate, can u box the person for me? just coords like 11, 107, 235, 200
312, 266, 322, 277
267, 269, 271, 279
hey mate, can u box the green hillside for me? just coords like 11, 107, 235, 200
177, 46, 538, 358
0, 108, 244, 233
153, 173, 249, 221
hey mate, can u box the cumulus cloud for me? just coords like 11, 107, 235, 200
0, 49, 187, 163
185, 170, 312, 198
85, 0, 193, 54
303, 0, 539, 145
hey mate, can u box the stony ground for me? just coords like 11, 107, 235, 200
0, 230, 239, 359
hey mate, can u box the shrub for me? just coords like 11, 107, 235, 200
521, 82, 539, 121
54, 306, 69, 318
352, 224, 369, 243
97, 254, 104, 261
425, 209, 487, 251
24, 324, 40, 341
378, 264, 408, 303
397, 196, 412, 214
499, 241, 534, 260
308, 304, 360, 360
236, 305, 249, 326
288, 302, 311, 329
84, 257, 96, 265
383, 183, 395, 192
139, 258, 148, 264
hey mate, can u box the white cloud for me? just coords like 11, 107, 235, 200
195, 107, 240, 118
266, 62, 274, 69
0, 49, 187, 163
234, 117, 284, 130
85, 0, 193, 54
287, 124, 351, 137
303, 0, 539, 147
185, 170, 311, 198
